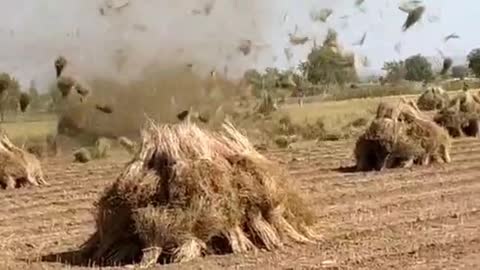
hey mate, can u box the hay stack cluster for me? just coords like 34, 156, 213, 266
0, 131, 47, 189
416, 86, 449, 111
81, 120, 316, 267
355, 99, 451, 171
434, 90, 480, 137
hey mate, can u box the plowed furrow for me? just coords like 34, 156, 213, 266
317, 181, 480, 220
0, 177, 114, 200
339, 212, 480, 269
319, 194, 480, 236
312, 173, 480, 207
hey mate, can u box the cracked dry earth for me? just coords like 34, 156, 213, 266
1, 137, 479, 270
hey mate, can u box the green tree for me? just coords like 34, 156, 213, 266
28, 80, 43, 111
382, 60, 406, 83
467, 48, 480, 77
404, 54, 433, 82
451, 65, 468, 80
301, 28, 358, 85
0, 75, 21, 121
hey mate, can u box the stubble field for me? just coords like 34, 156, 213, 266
1, 135, 479, 269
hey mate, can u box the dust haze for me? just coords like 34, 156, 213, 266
0, 0, 272, 90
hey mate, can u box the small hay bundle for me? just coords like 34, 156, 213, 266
118, 136, 137, 155
81, 120, 317, 267
0, 132, 47, 189
73, 148, 92, 163
416, 87, 449, 111
91, 137, 111, 159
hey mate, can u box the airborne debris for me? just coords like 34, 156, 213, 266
203, 1, 215, 15
289, 34, 309, 46
132, 24, 147, 32
177, 110, 190, 121
440, 57, 453, 75
353, 32, 367, 46
95, 104, 113, 114
238, 39, 252, 56
402, 6, 425, 32
427, 15, 440, 23
105, 0, 129, 10
444, 33, 460, 42
310, 8, 333, 22
192, 1, 215, 16
394, 42, 402, 54
284, 48, 293, 62
399, 0, 423, 13
19, 92, 31, 113
355, 0, 365, 6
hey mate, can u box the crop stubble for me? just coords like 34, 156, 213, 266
0, 137, 479, 269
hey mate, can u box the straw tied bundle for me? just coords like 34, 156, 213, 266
81, 120, 318, 266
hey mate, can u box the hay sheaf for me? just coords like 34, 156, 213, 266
355, 101, 450, 171
434, 91, 480, 137
416, 86, 449, 111
81, 120, 317, 267
0, 131, 47, 189
354, 118, 423, 171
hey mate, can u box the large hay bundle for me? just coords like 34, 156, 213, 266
355, 101, 451, 171
354, 118, 423, 171
0, 131, 47, 189
416, 86, 449, 111
81, 120, 317, 267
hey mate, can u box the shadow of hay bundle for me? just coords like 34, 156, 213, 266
80, 120, 317, 267
355, 100, 451, 171
0, 132, 47, 189
416, 86, 449, 111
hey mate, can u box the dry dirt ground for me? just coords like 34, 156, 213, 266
1, 136, 480, 270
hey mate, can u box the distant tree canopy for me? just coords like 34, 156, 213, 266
0, 73, 22, 120
451, 65, 468, 80
467, 48, 480, 77
243, 67, 304, 97
382, 60, 406, 83
299, 29, 358, 85
404, 54, 433, 82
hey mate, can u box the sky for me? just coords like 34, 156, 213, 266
0, 0, 479, 91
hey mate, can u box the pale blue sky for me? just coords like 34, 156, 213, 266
0, 0, 478, 90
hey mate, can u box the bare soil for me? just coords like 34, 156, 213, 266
1, 137, 479, 269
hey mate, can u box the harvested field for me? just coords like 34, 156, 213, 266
1, 135, 480, 269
